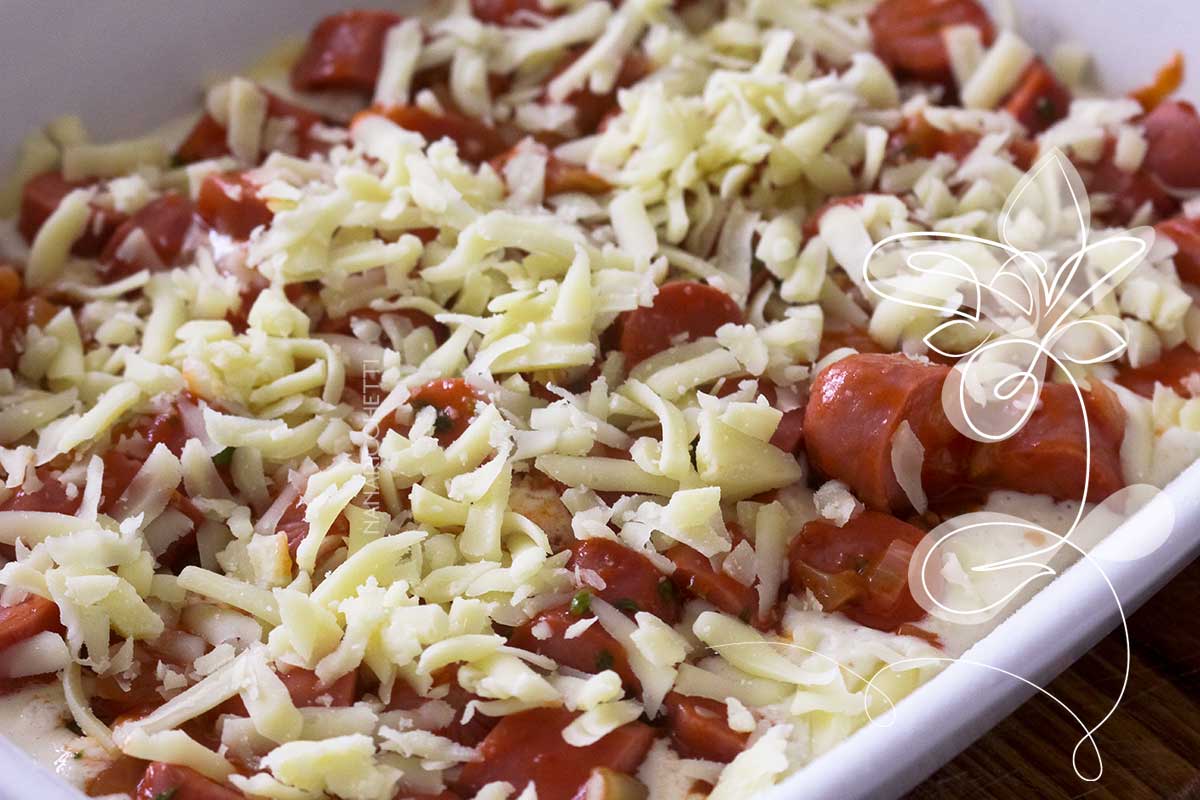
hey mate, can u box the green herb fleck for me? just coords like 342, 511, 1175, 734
154, 789, 178, 800
615, 598, 640, 613
569, 590, 592, 616
432, 411, 454, 435
212, 447, 234, 467
657, 579, 677, 602
595, 650, 615, 671
1035, 96, 1057, 122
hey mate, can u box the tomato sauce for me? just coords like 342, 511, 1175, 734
789, 511, 928, 631
452, 706, 655, 800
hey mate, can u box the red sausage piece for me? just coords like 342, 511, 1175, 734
569, 539, 679, 623
1142, 100, 1200, 190
135, 763, 243, 800
788, 511, 927, 632
490, 146, 610, 196
546, 51, 652, 136
277, 666, 357, 707
665, 544, 773, 630
1003, 60, 1071, 134
803, 354, 969, 512
967, 382, 1126, 503
662, 692, 749, 763
453, 707, 655, 800
1116, 344, 1200, 398
618, 282, 744, 369
0, 596, 62, 653
275, 493, 351, 557
176, 93, 327, 164
471, 0, 554, 25
409, 378, 483, 446
354, 105, 509, 163
291, 10, 404, 93
509, 604, 641, 691
1157, 214, 1200, 285
197, 172, 273, 240
99, 194, 193, 282
868, 0, 995, 84
19, 172, 127, 256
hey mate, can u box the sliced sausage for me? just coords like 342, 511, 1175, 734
967, 381, 1126, 503
617, 282, 744, 368
1142, 100, 1200, 189
19, 172, 127, 256
803, 354, 969, 512
789, 511, 927, 632
197, 172, 273, 240
510, 604, 640, 690
888, 115, 979, 164
275, 493, 351, 558
1002, 59, 1071, 134
665, 544, 773, 630
868, 0, 995, 84
1157, 214, 1200, 285
1086, 147, 1179, 225
291, 10, 404, 93
545, 51, 652, 137
471, 0, 555, 25
135, 762, 243, 800
278, 666, 357, 707
0, 466, 81, 515
1116, 344, 1200, 398
662, 692, 749, 763
354, 105, 510, 163
570, 539, 679, 623
99, 193, 194, 282
176, 93, 327, 164
453, 707, 655, 800
490, 146, 610, 196
0, 596, 62, 653
408, 378, 483, 446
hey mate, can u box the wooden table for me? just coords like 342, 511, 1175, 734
908, 558, 1200, 799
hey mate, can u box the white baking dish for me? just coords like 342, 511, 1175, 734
0, 1, 1197, 798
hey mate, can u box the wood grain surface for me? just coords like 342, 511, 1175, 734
908, 557, 1200, 800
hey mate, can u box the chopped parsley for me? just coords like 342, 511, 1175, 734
1035, 96, 1057, 123
569, 590, 592, 616
432, 412, 454, 435
595, 650, 615, 672
154, 789, 178, 800
212, 446, 234, 467
615, 598, 640, 613
657, 579, 677, 602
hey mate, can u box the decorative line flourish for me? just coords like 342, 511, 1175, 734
843, 147, 1176, 780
